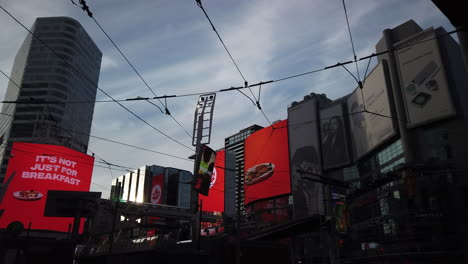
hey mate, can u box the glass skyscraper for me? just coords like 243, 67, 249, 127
0, 17, 102, 181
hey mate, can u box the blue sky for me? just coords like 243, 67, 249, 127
0, 0, 455, 197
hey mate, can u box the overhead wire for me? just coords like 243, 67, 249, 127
0, 4, 194, 152
0, 111, 192, 163
341, 0, 360, 82
0, 66, 194, 168
195, 0, 274, 126
0, 28, 461, 108
81, 2, 193, 139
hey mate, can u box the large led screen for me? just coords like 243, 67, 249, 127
320, 103, 350, 169
347, 63, 395, 159
244, 120, 291, 205
194, 145, 216, 196
288, 99, 323, 217
199, 150, 225, 213
395, 31, 455, 127
0, 142, 94, 232
151, 173, 165, 205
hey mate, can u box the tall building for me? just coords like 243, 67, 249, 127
283, 20, 468, 263
224, 125, 263, 214
0, 17, 102, 181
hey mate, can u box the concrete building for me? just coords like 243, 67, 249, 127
239, 20, 468, 263
111, 165, 192, 209
288, 20, 468, 263
0, 17, 102, 181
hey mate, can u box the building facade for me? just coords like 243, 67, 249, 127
296, 20, 468, 263
0, 17, 102, 181
237, 20, 468, 263
110, 165, 193, 209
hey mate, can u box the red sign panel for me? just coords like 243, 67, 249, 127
244, 120, 291, 205
151, 174, 164, 205
199, 150, 225, 213
0, 142, 94, 232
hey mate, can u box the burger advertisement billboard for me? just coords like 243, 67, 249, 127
0, 142, 94, 232
244, 120, 291, 205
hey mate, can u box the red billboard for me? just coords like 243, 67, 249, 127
199, 150, 225, 213
150, 173, 164, 205
0, 142, 94, 232
244, 120, 291, 205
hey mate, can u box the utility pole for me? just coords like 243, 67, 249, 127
191, 94, 216, 250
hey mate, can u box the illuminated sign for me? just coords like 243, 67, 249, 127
0, 142, 94, 232
194, 145, 216, 196
244, 120, 291, 205
199, 150, 225, 213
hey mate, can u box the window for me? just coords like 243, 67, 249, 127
377, 139, 403, 166
381, 157, 405, 174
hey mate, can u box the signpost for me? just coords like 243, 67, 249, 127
191, 93, 216, 249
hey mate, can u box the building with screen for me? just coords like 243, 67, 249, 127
0, 17, 102, 182
224, 124, 263, 215
110, 165, 193, 208
284, 20, 468, 263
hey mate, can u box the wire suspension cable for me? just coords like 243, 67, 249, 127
74, 2, 193, 140
0, 4, 194, 151
342, 0, 360, 82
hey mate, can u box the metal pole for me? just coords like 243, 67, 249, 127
191, 113, 204, 249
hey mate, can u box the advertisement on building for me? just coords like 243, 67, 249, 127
151, 173, 165, 205
320, 103, 350, 169
199, 150, 225, 213
347, 63, 395, 159
0, 142, 94, 232
244, 120, 291, 205
288, 99, 324, 217
395, 31, 455, 127
194, 145, 216, 196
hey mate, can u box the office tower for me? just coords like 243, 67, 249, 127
224, 125, 263, 215
0, 17, 102, 181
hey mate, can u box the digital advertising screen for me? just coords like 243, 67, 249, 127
0, 142, 94, 232
347, 63, 395, 159
395, 31, 455, 127
288, 99, 324, 217
320, 103, 350, 169
194, 145, 216, 196
151, 173, 165, 205
244, 120, 291, 205
199, 150, 225, 213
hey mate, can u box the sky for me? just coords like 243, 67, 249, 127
0, 0, 455, 198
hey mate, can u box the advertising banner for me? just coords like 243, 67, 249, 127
194, 145, 217, 196
151, 173, 164, 205
0, 142, 94, 232
288, 99, 324, 217
199, 150, 225, 213
395, 31, 455, 127
320, 103, 350, 169
244, 120, 291, 205
347, 63, 395, 159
